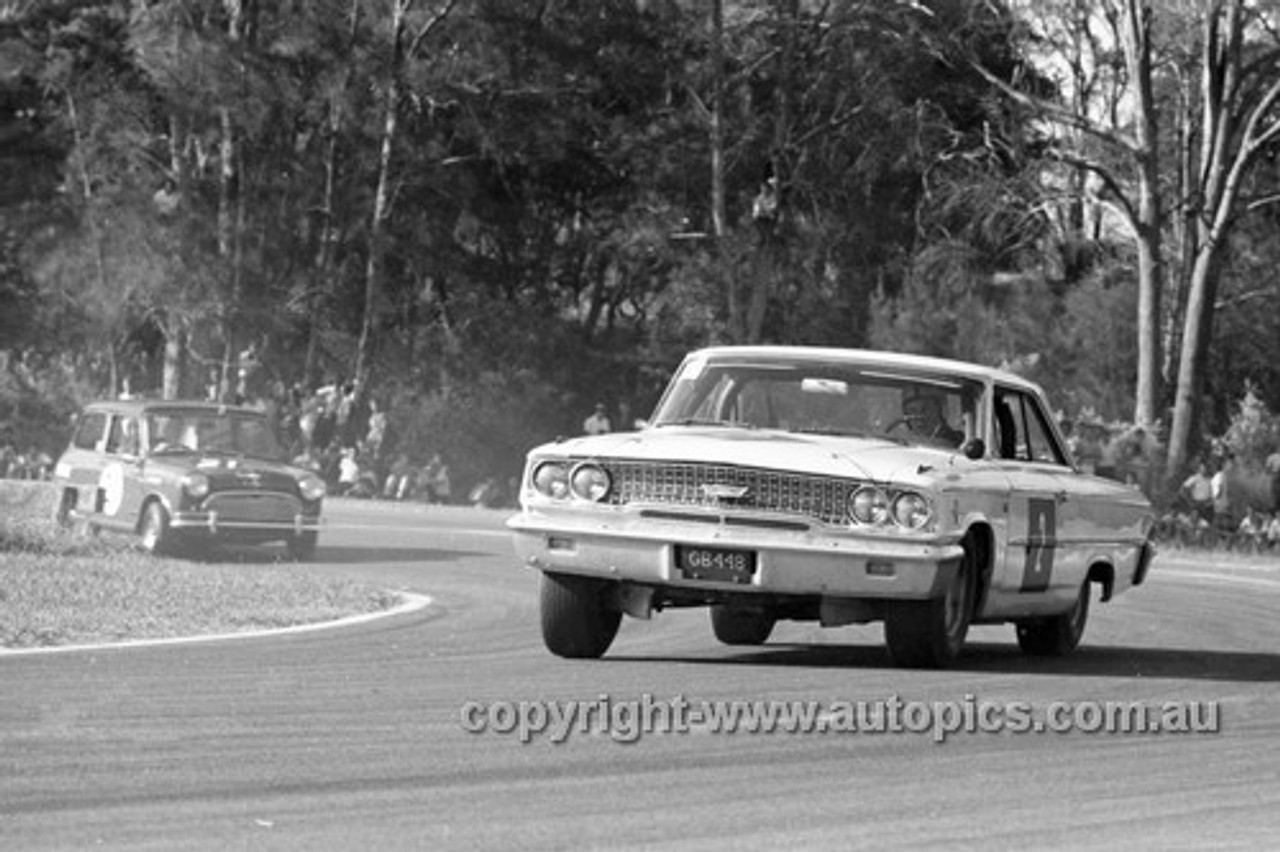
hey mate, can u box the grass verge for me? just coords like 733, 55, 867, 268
0, 483, 399, 650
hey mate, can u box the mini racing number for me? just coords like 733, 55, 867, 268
98, 462, 125, 517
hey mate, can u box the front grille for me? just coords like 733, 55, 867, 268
602, 461, 854, 527
204, 491, 301, 524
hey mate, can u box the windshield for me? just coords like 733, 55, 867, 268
650, 356, 984, 448
147, 409, 286, 460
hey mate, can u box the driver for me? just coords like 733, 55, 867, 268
900, 388, 965, 446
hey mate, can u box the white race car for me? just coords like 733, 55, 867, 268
510, 346, 1155, 667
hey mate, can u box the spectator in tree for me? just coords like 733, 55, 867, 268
1181, 460, 1214, 523
383, 453, 416, 500
1211, 455, 1235, 533
366, 398, 387, 461
583, 402, 612, 436
1267, 450, 1280, 512
424, 453, 451, 504
1265, 512, 1280, 551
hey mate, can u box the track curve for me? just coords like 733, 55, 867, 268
2, 500, 1276, 850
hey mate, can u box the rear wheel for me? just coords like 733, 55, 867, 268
1016, 582, 1090, 656
53, 488, 77, 529
540, 572, 621, 659
884, 543, 977, 668
138, 501, 177, 556
710, 605, 776, 646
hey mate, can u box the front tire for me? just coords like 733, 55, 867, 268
710, 605, 776, 646
1016, 582, 1090, 656
884, 545, 977, 668
287, 531, 319, 561
138, 501, 177, 556
540, 572, 621, 659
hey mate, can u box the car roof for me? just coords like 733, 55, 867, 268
687, 346, 1042, 393
81, 399, 266, 417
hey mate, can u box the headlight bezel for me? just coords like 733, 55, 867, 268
569, 462, 611, 502
298, 474, 327, 502
182, 471, 210, 499
848, 484, 933, 531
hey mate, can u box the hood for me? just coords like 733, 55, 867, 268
151, 453, 311, 492
535, 426, 972, 484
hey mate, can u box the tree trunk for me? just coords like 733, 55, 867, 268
1120, 0, 1162, 429
354, 0, 409, 388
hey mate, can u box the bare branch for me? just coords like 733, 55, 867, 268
407, 0, 459, 59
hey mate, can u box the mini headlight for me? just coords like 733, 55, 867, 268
299, 474, 326, 502
182, 471, 210, 499
570, 463, 611, 501
532, 461, 570, 499
892, 491, 932, 530
849, 486, 890, 525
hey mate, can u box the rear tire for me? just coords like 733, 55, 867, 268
710, 605, 776, 646
53, 488, 77, 529
1016, 582, 1090, 656
540, 572, 621, 659
884, 544, 977, 668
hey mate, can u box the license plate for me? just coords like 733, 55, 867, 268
675, 545, 757, 584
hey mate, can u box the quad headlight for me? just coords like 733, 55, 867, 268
848, 485, 932, 530
891, 492, 932, 530
531, 460, 611, 502
849, 486, 890, 525
569, 463, 611, 502
532, 461, 571, 499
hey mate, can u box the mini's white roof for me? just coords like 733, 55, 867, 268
687, 345, 1042, 393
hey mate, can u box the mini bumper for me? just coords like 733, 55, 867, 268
170, 511, 323, 535
509, 510, 965, 600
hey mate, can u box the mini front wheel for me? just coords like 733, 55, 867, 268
139, 501, 177, 556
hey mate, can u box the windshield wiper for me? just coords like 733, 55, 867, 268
657, 418, 766, 429
789, 426, 870, 438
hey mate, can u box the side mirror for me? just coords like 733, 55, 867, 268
961, 438, 985, 460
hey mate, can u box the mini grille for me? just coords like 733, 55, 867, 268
601, 461, 854, 526
205, 492, 300, 524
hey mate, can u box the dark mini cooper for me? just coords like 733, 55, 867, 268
51, 399, 326, 559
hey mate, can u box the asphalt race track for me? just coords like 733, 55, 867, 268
2, 500, 1278, 850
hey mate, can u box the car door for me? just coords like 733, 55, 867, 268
56, 409, 110, 515
984, 386, 1080, 618
97, 413, 147, 531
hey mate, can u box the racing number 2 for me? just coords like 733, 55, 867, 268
1020, 497, 1056, 593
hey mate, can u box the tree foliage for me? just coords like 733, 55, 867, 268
2, 0, 1278, 496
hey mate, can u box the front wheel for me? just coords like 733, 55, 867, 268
710, 605, 776, 646
1016, 582, 1090, 656
138, 501, 177, 556
540, 572, 621, 659
884, 548, 977, 668
287, 531, 319, 561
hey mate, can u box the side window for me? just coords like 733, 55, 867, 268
993, 392, 1022, 460
72, 412, 108, 450
994, 389, 1066, 465
105, 416, 140, 456
1022, 395, 1067, 465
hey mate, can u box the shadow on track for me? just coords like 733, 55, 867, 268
607, 642, 1280, 684
190, 544, 478, 565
